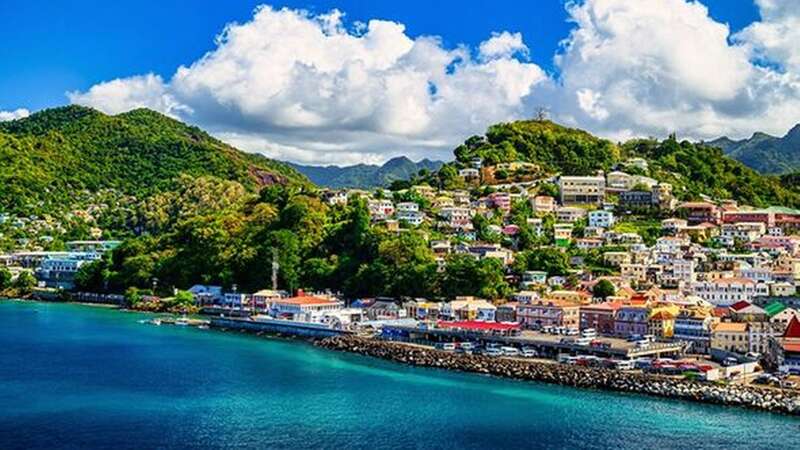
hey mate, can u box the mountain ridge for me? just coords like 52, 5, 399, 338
288, 156, 444, 188
706, 124, 800, 174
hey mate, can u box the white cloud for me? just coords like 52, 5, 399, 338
68, 5, 546, 165
478, 31, 529, 60
0, 108, 30, 121
68, 74, 188, 117
67, 1, 800, 165
542, 0, 800, 141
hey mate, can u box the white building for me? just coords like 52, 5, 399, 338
588, 210, 615, 228
689, 278, 770, 306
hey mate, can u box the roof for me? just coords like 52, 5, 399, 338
783, 316, 800, 339
764, 301, 786, 317
782, 343, 800, 353
729, 301, 752, 312
276, 296, 339, 306
714, 322, 747, 333
437, 321, 520, 331
649, 311, 675, 321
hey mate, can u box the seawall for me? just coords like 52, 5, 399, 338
316, 335, 800, 415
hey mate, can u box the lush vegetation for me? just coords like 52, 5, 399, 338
73, 177, 517, 300
454, 120, 619, 175
0, 105, 310, 215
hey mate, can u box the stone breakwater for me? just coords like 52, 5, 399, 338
316, 336, 800, 415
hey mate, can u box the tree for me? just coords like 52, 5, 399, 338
593, 279, 616, 300
13, 271, 37, 294
513, 248, 570, 276
74, 260, 106, 291
440, 255, 509, 300
0, 268, 12, 290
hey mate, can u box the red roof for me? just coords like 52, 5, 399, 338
729, 300, 752, 311
437, 321, 520, 331
783, 316, 800, 339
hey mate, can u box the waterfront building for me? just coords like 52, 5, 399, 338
647, 311, 675, 338
711, 322, 749, 354
614, 306, 650, 338
674, 309, 718, 354
269, 294, 343, 321
441, 297, 497, 321
517, 298, 580, 329
580, 301, 622, 335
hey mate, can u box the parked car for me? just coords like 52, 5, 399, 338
436, 343, 456, 352
459, 342, 476, 352
501, 346, 520, 357
521, 347, 538, 358
615, 360, 635, 370
484, 348, 503, 357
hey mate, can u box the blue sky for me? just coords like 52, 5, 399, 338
0, 0, 759, 111
3, 0, 797, 166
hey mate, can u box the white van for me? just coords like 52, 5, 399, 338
485, 348, 503, 357
581, 328, 597, 338
575, 337, 593, 346
501, 346, 520, 357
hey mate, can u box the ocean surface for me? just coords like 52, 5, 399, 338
0, 301, 798, 450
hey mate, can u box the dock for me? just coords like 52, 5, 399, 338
210, 316, 350, 338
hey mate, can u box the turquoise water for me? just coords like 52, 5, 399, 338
0, 301, 798, 449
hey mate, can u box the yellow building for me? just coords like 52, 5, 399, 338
647, 311, 675, 338
710, 322, 749, 353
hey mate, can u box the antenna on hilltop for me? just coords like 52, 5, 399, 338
534, 106, 549, 122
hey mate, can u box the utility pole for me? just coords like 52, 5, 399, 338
271, 247, 279, 291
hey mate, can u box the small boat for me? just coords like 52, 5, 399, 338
174, 317, 190, 326
197, 324, 209, 330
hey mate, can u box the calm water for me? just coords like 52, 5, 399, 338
0, 301, 798, 449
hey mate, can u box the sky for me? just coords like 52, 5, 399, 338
3, 0, 799, 166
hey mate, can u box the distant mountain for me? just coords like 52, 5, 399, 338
706, 124, 800, 174
0, 105, 310, 213
288, 156, 444, 188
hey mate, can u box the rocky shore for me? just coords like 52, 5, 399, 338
316, 335, 800, 415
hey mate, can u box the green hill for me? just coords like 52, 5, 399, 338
0, 106, 310, 213
706, 125, 800, 174
451, 120, 800, 208
288, 156, 443, 188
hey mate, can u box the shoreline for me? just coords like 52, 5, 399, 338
6, 298, 800, 415
315, 335, 800, 416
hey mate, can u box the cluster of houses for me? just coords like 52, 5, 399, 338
307, 159, 800, 372
0, 240, 121, 290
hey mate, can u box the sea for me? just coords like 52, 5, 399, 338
0, 300, 798, 449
